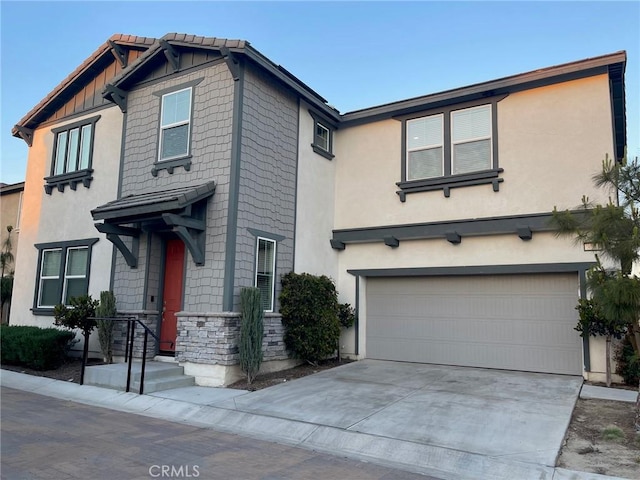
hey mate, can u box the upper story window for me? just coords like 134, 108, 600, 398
159, 87, 192, 161
33, 238, 98, 314
397, 96, 505, 201
45, 116, 100, 194
309, 110, 335, 160
255, 237, 276, 312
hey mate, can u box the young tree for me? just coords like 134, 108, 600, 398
239, 287, 264, 384
552, 154, 640, 429
0, 226, 15, 324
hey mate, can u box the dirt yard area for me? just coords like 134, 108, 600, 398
558, 397, 640, 478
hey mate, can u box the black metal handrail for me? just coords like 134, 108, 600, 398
84, 316, 173, 395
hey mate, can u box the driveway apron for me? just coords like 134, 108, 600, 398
227, 359, 582, 468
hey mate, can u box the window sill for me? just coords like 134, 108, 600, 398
30, 308, 55, 316
311, 144, 334, 160
152, 156, 192, 176
44, 169, 93, 195
396, 168, 504, 201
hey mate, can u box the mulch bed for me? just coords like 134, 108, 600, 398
1, 358, 105, 384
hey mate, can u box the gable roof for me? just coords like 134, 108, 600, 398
103, 33, 340, 122
12, 34, 155, 137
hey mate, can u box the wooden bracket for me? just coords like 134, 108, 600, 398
159, 39, 180, 72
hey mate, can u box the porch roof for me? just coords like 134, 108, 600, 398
91, 181, 216, 222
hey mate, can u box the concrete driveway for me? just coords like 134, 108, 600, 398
222, 360, 582, 469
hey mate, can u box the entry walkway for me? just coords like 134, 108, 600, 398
1, 360, 632, 480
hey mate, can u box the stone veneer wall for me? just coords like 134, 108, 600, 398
175, 312, 288, 365
112, 310, 159, 360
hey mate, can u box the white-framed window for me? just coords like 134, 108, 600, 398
159, 87, 192, 161
51, 120, 97, 176
451, 104, 492, 175
254, 237, 276, 312
315, 122, 331, 152
406, 114, 444, 180
34, 239, 97, 311
405, 104, 493, 181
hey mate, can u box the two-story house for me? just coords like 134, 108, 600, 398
12, 32, 626, 386
9, 35, 154, 355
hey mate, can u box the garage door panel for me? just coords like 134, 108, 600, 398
366, 274, 582, 375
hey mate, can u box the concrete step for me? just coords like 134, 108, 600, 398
84, 361, 195, 393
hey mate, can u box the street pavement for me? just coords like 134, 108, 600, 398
1, 387, 437, 480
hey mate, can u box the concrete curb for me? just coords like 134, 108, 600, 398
0, 370, 631, 480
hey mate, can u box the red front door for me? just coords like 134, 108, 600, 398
161, 239, 185, 353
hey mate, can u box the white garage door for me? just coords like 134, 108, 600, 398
366, 274, 583, 375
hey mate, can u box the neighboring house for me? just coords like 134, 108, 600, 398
9, 35, 155, 354
0, 181, 24, 323
12, 32, 627, 385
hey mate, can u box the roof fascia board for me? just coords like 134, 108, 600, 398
341, 52, 626, 127
13, 37, 154, 137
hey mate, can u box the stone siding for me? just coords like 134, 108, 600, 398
175, 312, 288, 365
112, 310, 160, 360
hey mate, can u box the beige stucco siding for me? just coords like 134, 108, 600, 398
294, 101, 339, 279
334, 74, 615, 229
10, 107, 122, 351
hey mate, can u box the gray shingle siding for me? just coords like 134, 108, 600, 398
113, 63, 235, 313
233, 64, 298, 311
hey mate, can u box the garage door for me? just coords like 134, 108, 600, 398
366, 274, 582, 375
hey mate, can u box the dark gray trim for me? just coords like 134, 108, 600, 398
292, 98, 301, 269
341, 55, 624, 126
608, 63, 626, 162
398, 97, 505, 201
159, 39, 180, 72
152, 78, 204, 98
308, 109, 335, 160
247, 228, 285, 242
332, 211, 577, 247
95, 223, 140, 268
108, 40, 128, 68
347, 262, 595, 278
220, 47, 240, 81
579, 268, 591, 371
44, 169, 94, 195
104, 85, 127, 113
31, 238, 100, 313
354, 276, 360, 356
445, 231, 461, 244
223, 58, 245, 311
142, 233, 152, 310
330, 239, 346, 250
151, 156, 192, 177
384, 236, 399, 248
14, 126, 33, 147
517, 226, 533, 241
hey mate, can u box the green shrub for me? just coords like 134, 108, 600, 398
615, 334, 640, 385
1, 325, 75, 370
96, 291, 117, 364
279, 272, 341, 365
338, 303, 356, 329
239, 287, 264, 384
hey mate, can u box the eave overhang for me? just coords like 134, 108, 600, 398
12, 34, 155, 139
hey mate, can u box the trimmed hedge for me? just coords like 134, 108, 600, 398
279, 272, 341, 365
1, 325, 75, 370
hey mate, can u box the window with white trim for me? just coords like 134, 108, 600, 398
33, 239, 97, 312
255, 237, 276, 312
406, 104, 492, 181
159, 87, 192, 161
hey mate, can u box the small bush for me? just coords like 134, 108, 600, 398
615, 334, 640, 385
602, 425, 625, 442
279, 272, 341, 365
1, 325, 75, 370
338, 303, 356, 329
239, 287, 264, 384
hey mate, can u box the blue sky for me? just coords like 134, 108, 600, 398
1, 1, 638, 185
